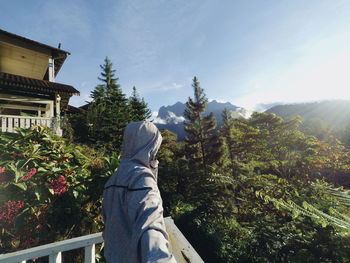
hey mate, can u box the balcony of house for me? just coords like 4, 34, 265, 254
0, 92, 62, 135
0, 71, 80, 136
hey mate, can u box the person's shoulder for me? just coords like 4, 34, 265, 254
128, 168, 157, 190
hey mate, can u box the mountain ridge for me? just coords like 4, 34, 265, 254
154, 100, 247, 140
266, 100, 350, 127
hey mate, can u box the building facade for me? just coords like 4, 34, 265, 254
0, 29, 79, 135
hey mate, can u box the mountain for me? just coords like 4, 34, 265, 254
157, 102, 186, 120
266, 100, 350, 127
254, 102, 286, 112
154, 100, 247, 140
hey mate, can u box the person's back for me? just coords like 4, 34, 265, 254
102, 121, 176, 263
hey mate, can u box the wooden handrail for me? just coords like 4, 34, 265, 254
0, 115, 52, 120
0, 233, 103, 263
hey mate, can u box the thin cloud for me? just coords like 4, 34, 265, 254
160, 83, 185, 91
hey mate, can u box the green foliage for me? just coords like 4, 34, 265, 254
67, 58, 152, 155
159, 90, 350, 262
220, 108, 240, 176
183, 76, 222, 175
300, 117, 333, 141
3, 74, 350, 263
128, 86, 152, 121
157, 129, 188, 212
0, 127, 110, 254
87, 57, 130, 153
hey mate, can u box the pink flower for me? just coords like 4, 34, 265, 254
21, 168, 37, 182
49, 175, 67, 195
0, 200, 24, 227
0, 167, 5, 173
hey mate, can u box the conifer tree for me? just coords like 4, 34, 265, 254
221, 108, 237, 175
128, 86, 152, 121
183, 76, 220, 175
90, 84, 105, 103
88, 57, 129, 153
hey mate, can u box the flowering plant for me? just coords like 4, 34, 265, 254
0, 126, 109, 253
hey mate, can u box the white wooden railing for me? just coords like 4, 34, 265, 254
0, 232, 103, 263
0, 115, 54, 133
0, 218, 204, 263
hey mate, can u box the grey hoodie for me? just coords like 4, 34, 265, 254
102, 121, 176, 263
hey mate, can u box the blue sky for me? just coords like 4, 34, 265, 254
2, 0, 350, 113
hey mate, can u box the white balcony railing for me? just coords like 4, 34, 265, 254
0, 218, 204, 263
0, 232, 103, 263
0, 114, 61, 135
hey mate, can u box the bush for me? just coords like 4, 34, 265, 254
0, 126, 110, 254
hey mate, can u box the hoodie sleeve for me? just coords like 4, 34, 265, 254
126, 173, 176, 263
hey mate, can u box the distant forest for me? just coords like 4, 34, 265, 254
267, 101, 350, 145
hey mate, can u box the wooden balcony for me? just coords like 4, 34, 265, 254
0, 114, 61, 135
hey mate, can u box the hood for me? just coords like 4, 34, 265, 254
121, 121, 162, 168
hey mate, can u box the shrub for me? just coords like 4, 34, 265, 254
0, 126, 110, 254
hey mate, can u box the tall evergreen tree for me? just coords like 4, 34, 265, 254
128, 86, 152, 121
88, 57, 129, 153
221, 108, 237, 175
90, 84, 105, 103
183, 76, 220, 175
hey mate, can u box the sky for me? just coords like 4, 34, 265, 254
1, 0, 350, 113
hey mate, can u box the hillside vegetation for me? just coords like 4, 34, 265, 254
1, 59, 350, 262
267, 101, 350, 145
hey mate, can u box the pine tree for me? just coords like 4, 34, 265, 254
183, 76, 220, 175
221, 108, 237, 176
128, 86, 152, 121
97, 57, 119, 96
88, 57, 130, 153
90, 84, 105, 103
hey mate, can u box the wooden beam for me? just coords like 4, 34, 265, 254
0, 93, 53, 104
0, 104, 44, 111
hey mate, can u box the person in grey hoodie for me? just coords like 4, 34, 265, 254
102, 121, 176, 263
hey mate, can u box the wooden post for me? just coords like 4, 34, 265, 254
84, 244, 95, 263
45, 101, 54, 121
8, 117, 13, 132
48, 57, 55, 82
55, 94, 62, 136
1, 117, 6, 132
49, 252, 62, 263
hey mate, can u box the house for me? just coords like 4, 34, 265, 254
0, 29, 79, 135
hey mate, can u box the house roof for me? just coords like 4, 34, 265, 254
0, 29, 70, 76
67, 104, 86, 114
0, 72, 80, 96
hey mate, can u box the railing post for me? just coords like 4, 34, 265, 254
8, 117, 13, 132
84, 244, 95, 263
1, 116, 6, 132
49, 251, 62, 263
